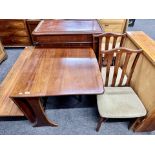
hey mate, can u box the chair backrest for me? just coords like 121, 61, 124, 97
93, 33, 126, 69
103, 47, 142, 87
94, 32, 126, 50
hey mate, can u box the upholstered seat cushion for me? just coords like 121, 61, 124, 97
97, 87, 147, 118
102, 66, 127, 86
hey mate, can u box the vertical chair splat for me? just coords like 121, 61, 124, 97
111, 51, 122, 86
126, 52, 141, 86
118, 52, 132, 86
93, 33, 127, 68
105, 51, 114, 86
112, 36, 118, 49
102, 48, 142, 87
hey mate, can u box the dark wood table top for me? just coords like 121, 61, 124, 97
33, 19, 103, 35
10, 47, 104, 98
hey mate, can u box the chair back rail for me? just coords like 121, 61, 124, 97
102, 48, 142, 87
93, 33, 126, 69
93, 32, 126, 49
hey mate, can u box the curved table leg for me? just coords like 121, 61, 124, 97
27, 97, 58, 127
11, 98, 36, 124
12, 97, 58, 127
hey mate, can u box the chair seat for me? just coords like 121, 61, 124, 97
97, 87, 147, 118
102, 66, 127, 86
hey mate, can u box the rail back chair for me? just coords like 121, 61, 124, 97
96, 47, 147, 132
93, 32, 126, 69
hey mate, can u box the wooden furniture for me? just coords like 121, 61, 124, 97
0, 19, 128, 47
0, 20, 31, 46
98, 19, 128, 33
93, 33, 126, 69
1, 30, 155, 132
0, 47, 33, 117
32, 19, 103, 60
26, 19, 41, 45
9, 47, 103, 127
96, 47, 146, 131
123, 32, 155, 132
0, 40, 7, 63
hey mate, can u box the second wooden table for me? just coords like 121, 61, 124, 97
32, 19, 104, 60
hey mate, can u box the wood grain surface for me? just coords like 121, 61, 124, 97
127, 31, 155, 65
0, 47, 34, 116
33, 19, 103, 35
11, 47, 104, 98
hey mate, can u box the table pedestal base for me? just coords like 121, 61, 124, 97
12, 97, 58, 127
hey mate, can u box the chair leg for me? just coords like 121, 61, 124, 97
96, 117, 106, 132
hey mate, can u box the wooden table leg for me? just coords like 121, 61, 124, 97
11, 98, 36, 124
12, 97, 58, 127
40, 97, 48, 111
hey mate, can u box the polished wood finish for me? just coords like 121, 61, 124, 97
26, 19, 41, 45
0, 20, 26, 29
105, 51, 114, 86
0, 40, 7, 63
93, 33, 126, 69
1, 37, 31, 46
32, 20, 103, 60
11, 48, 103, 97
96, 117, 107, 132
33, 20, 103, 35
0, 19, 128, 47
123, 32, 155, 132
12, 97, 58, 127
0, 47, 35, 117
103, 48, 142, 87
94, 33, 126, 49
96, 47, 142, 131
127, 31, 155, 65
0, 29, 28, 36
94, 32, 126, 50
0, 20, 31, 46
1, 30, 155, 132
10, 47, 103, 127
111, 52, 122, 86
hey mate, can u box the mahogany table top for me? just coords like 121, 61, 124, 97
10, 47, 104, 97
33, 19, 103, 35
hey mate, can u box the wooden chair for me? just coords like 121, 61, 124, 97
96, 47, 147, 132
93, 32, 126, 69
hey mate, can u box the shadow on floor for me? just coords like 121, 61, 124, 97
46, 95, 97, 109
